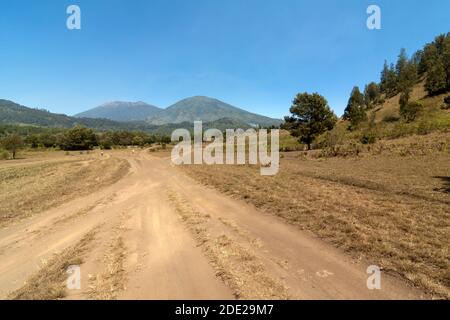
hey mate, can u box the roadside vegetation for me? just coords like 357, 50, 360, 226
0, 124, 172, 160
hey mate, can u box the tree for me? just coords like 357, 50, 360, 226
399, 88, 411, 111
380, 62, 399, 97
426, 59, 447, 95
396, 48, 409, 78
343, 86, 367, 130
284, 92, 337, 150
59, 125, 97, 150
422, 33, 450, 95
395, 49, 417, 93
380, 60, 389, 93
444, 96, 450, 109
1, 133, 23, 159
364, 82, 380, 108
400, 101, 423, 122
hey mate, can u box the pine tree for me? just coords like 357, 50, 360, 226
396, 49, 417, 92
385, 64, 398, 97
284, 93, 337, 150
364, 82, 380, 108
396, 48, 409, 77
380, 60, 389, 93
426, 59, 447, 95
343, 86, 367, 130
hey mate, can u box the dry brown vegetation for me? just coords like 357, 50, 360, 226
0, 151, 129, 227
87, 235, 127, 300
8, 229, 97, 300
182, 136, 450, 298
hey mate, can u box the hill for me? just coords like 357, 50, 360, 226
74, 101, 162, 122
146, 96, 282, 127
0, 99, 153, 131
0, 99, 262, 136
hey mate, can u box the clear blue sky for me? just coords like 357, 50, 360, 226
0, 0, 449, 118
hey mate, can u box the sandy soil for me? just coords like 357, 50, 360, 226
0, 150, 427, 300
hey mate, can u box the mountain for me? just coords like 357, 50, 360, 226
74, 101, 162, 122
147, 96, 282, 127
0, 99, 264, 135
0, 99, 152, 131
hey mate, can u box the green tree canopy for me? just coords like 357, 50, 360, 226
284, 92, 337, 150
364, 82, 380, 107
343, 86, 367, 130
59, 125, 97, 151
1, 133, 23, 159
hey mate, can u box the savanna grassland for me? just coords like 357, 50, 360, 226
0, 150, 129, 228
182, 132, 450, 298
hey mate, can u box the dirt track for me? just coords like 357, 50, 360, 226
0, 150, 427, 299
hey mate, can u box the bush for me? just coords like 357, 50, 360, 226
1, 133, 23, 159
444, 96, 450, 109
360, 131, 377, 144
400, 101, 423, 122
59, 126, 97, 151
0, 149, 9, 160
382, 114, 400, 123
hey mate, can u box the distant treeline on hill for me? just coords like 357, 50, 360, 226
342, 32, 450, 128
0, 124, 171, 151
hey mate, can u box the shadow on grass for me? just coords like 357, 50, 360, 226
434, 176, 450, 193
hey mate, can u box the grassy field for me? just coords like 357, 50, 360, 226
182, 133, 450, 298
0, 150, 129, 228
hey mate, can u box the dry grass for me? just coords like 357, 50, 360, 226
182, 143, 450, 298
0, 151, 129, 227
87, 235, 127, 300
8, 229, 97, 300
167, 190, 290, 299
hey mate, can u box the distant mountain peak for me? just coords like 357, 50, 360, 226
75, 101, 162, 122
148, 96, 281, 126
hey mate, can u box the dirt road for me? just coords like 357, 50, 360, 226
0, 150, 426, 299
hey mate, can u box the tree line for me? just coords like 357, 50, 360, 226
283, 33, 450, 150
0, 125, 172, 159
344, 33, 450, 128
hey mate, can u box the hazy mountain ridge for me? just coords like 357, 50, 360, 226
146, 96, 281, 127
74, 101, 162, 122
76, 96, 282, 127
0, 99, 266, 135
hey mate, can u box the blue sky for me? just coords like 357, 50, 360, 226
0, 0, 449, 118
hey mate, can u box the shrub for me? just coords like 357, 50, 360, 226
382, 114, 400, 123
360, 131, 377, 144
400, 101, 423, 122
1, 133, 23, 159
59, 126, 97, 151
444, 96, 450, 109
0, 148, 9, 160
